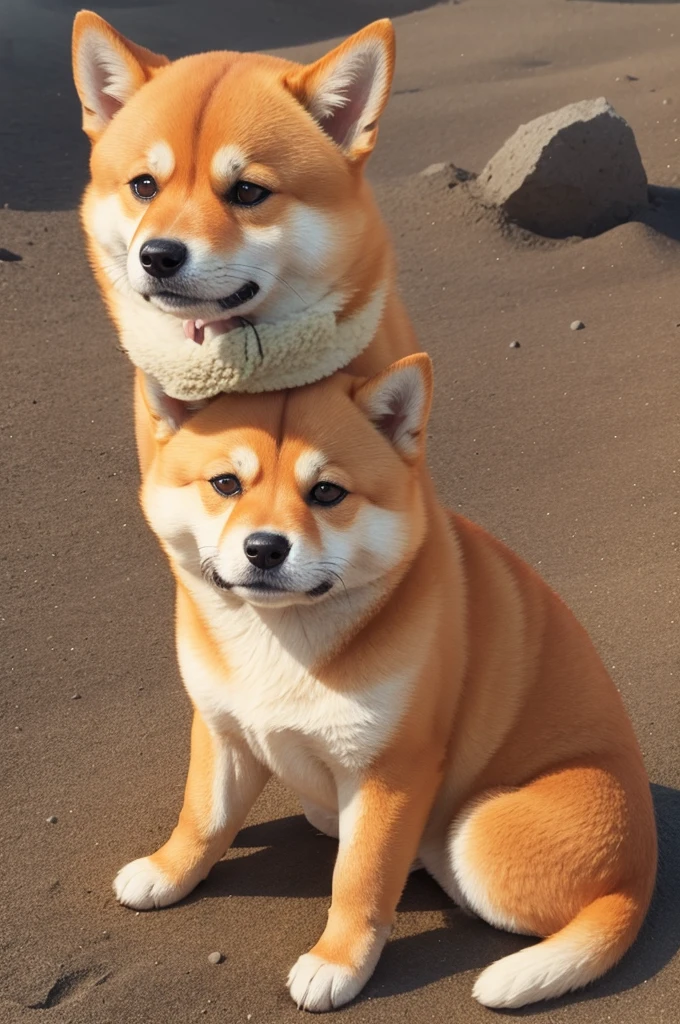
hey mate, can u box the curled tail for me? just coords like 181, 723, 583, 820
473, 891, 648, 1009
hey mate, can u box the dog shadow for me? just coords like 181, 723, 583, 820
185, 783, 679, 1006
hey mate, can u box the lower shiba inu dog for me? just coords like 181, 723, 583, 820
115, 360, 657, 1012
72, 12, 418, 396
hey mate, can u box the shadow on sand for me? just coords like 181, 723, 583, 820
637, 185, 680, 243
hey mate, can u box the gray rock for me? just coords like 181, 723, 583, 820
207, 951, 224, 965
476, 98, 648, 237
46, 816, 58, 824
570, 320, 585, 331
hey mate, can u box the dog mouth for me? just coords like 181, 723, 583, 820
146, 281, 260, 344
205, 566, 333, 599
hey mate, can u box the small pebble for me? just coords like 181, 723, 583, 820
46, 816, 58, 824
207, 951, 224, 965
71, 693, 81, 700
509, 340, 520, 349
570, 320, 585, 331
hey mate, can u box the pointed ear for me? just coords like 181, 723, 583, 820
284, 19, 395, 162
140, 374, 210, 442
72, 11, 169, 141
354, 354, 433, 461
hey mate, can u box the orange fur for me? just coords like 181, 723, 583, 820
111, 357, 656, 1011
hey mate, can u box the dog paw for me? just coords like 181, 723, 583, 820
287, 953, 366, 1012
113, 856, 187, 910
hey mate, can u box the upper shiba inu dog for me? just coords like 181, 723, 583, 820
71, 11, 417, 397
114, 355, 656, 1012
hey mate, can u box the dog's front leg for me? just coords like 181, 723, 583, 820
287, 757, 440, 1011
114, 709, 269, 910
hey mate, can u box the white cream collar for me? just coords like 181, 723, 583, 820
119, 288, 386, 400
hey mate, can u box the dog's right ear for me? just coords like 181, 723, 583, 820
284, 20, 395, 164
354, 353, 433, 463
72, 11, 169, 141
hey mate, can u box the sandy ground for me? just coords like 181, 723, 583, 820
1, 1, 679, 1021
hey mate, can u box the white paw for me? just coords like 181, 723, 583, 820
113, 856, 186, 910
287, 953, 365, 1012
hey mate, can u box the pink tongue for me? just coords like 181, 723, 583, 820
182, 318, 239, 346
183, 319, 205, 345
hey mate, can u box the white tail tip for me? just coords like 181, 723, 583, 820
473, 938, 597, 1009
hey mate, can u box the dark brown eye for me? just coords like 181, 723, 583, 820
228, 180, 271, 207
130, 174, 158, 200
309, 482, 348, 507
210, 474, 242, 497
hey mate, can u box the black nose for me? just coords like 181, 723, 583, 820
139, 238, 188, 279
244, 532, 290, 571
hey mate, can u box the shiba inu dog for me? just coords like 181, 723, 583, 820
114, 358, 656, 1012
71, 12, 418, 398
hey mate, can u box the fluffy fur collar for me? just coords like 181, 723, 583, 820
120, 288, 386, 400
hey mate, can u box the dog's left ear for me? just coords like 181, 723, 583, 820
354, 354, 433, 462
284, 20, 395, 164
139, 373, 209, 442
72, 11, 169, 141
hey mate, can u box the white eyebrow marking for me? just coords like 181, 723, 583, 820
231, 446, 260, 481
211, 144, 248, 185
146, 141, 175, 178
295, 449, 327, 489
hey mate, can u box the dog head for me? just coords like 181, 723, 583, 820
140, 354, 433, 609
73, 12, 395, 336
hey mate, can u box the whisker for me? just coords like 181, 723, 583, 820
236, 316, 264, 361
325, 568, 352, 612
222, 263, 305, 303
312, 561, 353, 612
199, 557, 216, 583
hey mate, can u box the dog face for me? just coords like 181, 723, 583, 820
73, 13, 395, 338
141, 355, 432, 608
